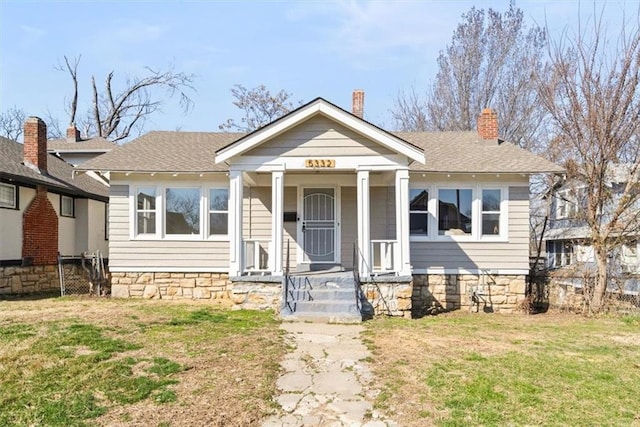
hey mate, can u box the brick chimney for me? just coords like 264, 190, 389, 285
66, 123, 80, 142
352, 89, 364, 118
24, 116, 47, 173
477, 108, 498, 140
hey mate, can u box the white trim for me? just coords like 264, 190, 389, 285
109, 267, 230, 273
407, 182, 510, 243
357, 170, 371, 275
215, 99, 425, 164
271, 170, 284, 275
129, 181, 230, 241
412, 268, 529, 275
228, 170, 244, 276
229, 155, 410, 171
395, 168, 411, 275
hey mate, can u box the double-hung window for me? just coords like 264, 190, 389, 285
438, 188, 473, 236
409, 188, 429, 236
61, 195, 75, 217
0, 183, 17, 209
209, 188, 229, 236
136, 187, 157, 235
481, 189, 501, 236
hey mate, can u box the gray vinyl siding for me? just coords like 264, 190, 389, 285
283, 187, 297, 270
108, 184, 229, 270
242, 186, 298, 271
410, 186, 530, 271
249, 115, 395, 157
370, 186, 395, 240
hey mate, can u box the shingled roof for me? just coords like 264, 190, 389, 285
78, 128, 562, 175
0, 136, 108, 200
78, 131, 244, 173
397, 131, 564, 174
47, 137, 118, 153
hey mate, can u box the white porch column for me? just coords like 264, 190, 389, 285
271, 169, 284, 276
357, 169, 371, 276
228, 170, 244, 276
395, 168, 412, 276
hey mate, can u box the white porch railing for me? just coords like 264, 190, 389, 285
370, 239, 397, 274
243, 239, 272, 274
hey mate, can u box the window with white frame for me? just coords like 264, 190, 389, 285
621, 242, 638, 273
438, 188, 472, 236
0, 183, 17, 209
132, 184, 230, 239
481, 189, 501, 236
60, 195, 74, 217
136, 187, 157, 235
165, 187, 200, 235
209, 188, 229, 235
409, 188, 429, 236
547, 240, 574, 268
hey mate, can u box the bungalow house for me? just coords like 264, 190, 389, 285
0, 117, 109, 295
78, 92, 563, 318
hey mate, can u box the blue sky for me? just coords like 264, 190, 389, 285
0, 1, 633, 138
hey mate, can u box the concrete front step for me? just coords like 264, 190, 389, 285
280, 311, 362, 324
290, 288, 355, 301
292, 300, 359, 314
282, 273, 362, 323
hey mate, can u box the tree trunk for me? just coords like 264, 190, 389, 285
590, 247, 608, 314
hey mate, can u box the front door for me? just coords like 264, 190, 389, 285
302, 188, 336, 263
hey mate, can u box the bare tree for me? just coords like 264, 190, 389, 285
0, 106, 26, 141
219, 84, 302, 132
538, 7, 640, 313
58, 56, 195, 142
392, 1, 548, 150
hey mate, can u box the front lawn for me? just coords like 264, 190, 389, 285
364, 312, 640, 426
0, 297, 284, 426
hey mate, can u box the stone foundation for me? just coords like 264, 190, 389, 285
412, 274, 527, 315
108, 272, 528, 316
0, 265, 60, 295
110, 272, 281, 311
361, 280, 413, 318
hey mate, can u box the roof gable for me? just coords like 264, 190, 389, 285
214, 98, 425, 164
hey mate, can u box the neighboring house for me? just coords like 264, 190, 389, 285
78, 92, 562, 316
0, 117, 109, 294
47, 125, 118, 166
544, 166, 640, 275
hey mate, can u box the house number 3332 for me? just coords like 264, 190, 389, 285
305, 159, 335, 168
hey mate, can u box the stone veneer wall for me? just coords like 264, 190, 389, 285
0, 265, 59, 295
412, 274, 527, 315
361, 281, 413, 318
0, 264, 92, 296
109, 272, 527, 316
110, 272, 281, 310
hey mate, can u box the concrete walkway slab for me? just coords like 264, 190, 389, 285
263, 322, 397, 427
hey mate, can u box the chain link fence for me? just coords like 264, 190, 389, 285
57, 252, 108, 296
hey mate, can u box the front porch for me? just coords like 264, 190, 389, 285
227, 169, 413, 279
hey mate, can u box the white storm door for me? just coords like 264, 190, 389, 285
302, 188, 336, 263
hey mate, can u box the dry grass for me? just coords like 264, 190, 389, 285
364, 311, 640, 426
0, 296, 284, 427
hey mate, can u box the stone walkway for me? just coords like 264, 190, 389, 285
262, 322, 397, 427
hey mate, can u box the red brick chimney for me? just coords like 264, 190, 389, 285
66, 124, 80, 142
24, 116, 47, 173
352, 89, 364, 118
477, 108, 498, 140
